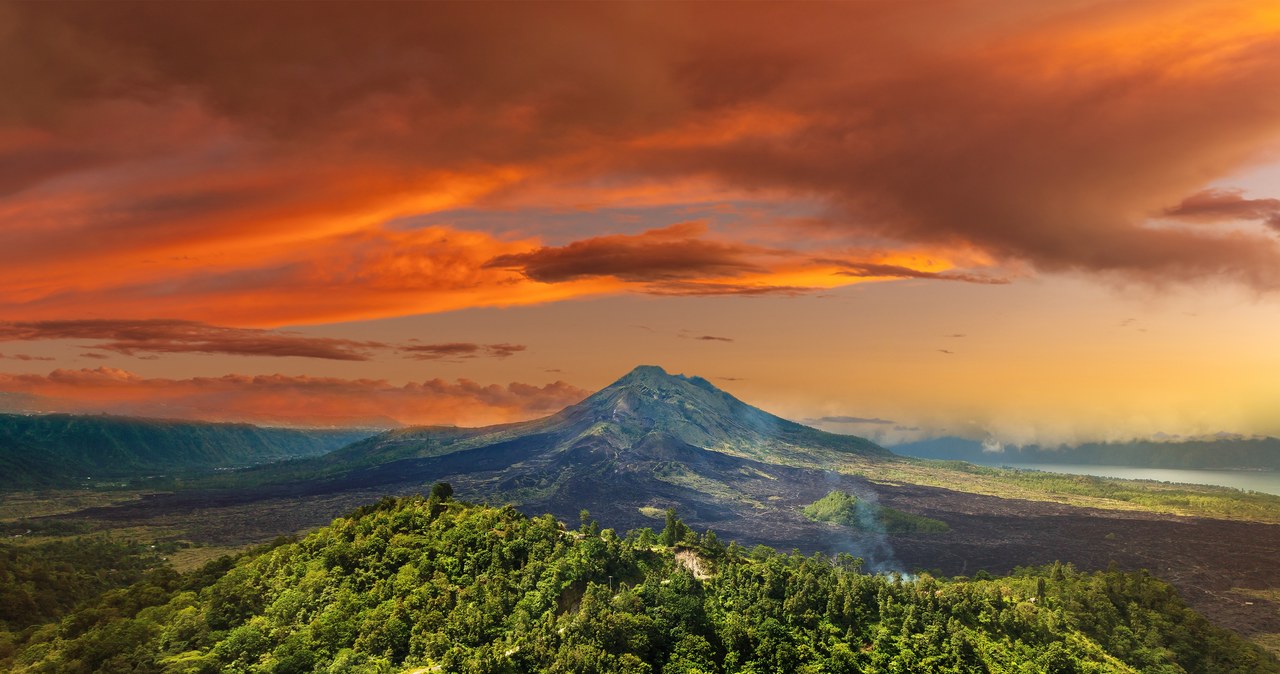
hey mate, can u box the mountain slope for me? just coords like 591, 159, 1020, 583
168, 366, 902, 563
321, 364, 886, 471
0, 413, 374, 487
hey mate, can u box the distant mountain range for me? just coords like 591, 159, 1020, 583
890, 435, 1280, 471
0, 413, 375, 487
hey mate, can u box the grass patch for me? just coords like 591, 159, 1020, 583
944, 462, 1280, 523
652, 461, 764, 509
166, 543, 251, 572
803, 489, 949, 533
638, 506, 666, 519
0, 489, 150, 521
1247, 633, 1280, 658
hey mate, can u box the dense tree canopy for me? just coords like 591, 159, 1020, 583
0, 413, 371, 487
2, 492, 1274, 673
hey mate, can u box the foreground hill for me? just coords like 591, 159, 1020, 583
892, 435, 1280, 471
4, 494, 1274, 673
0, 413, 374, 488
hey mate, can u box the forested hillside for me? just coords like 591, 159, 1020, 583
3, 490, 1273, 673
0, 414, 373, 487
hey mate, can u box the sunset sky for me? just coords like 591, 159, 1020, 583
2, 1, 1279, 444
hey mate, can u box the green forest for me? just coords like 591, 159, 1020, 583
0, 413, 373, 487
1, 487, 1274, 673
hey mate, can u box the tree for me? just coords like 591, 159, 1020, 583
701, 530, 725, 559
579, 510, 599, 536
662, 509, 684, 548
430, 482, 454, 501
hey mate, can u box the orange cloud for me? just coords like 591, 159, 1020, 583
484, 222, 775, 283
486, 223, 995, 297
0, 368, 588, 427
830, 262, 1009, 285
0, 226, 611, 326
0, 319, 533, 364
1, 0, 1279, 329
0, 319, 385, 360
0, 353, 54, 362
1164, 189, 1280, 230
400, 343, 526, 361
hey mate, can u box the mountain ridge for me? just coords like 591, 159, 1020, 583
0, 413, 376, 487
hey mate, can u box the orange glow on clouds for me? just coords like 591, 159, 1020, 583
3, 1, 1279, 326
1, 1, 1279, 434
0, 368, 587, 428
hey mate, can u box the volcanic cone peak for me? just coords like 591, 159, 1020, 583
551, 365, 822, 454
313, 365, 887, 477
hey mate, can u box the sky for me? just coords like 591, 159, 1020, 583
1, 1, 1279, 444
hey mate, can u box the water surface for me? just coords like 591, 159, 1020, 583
991, 462, 1280, 496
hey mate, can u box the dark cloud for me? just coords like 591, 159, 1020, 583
938, 349, 955, 355
716, 376, 745, 382
485, 223, 768, 283
400, 343, 527, 361
79, 353, 111, 359
806, 416, 895, 425
0, 319, 382, 361
641, 281, 817, 297
677, 330, 735, 342
832, 262, 1008, 285
0, 352, 55, 361
1164, 189, 1280, 230
1, 319, 528, 364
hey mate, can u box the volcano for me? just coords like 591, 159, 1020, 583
234, 365, 900, 557
72, 367, 921, 567
333, 364, 886, 468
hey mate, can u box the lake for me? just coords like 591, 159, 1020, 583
992, 462, 1280, 496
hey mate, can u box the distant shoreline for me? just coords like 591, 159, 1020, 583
984, 461, 1280, 496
